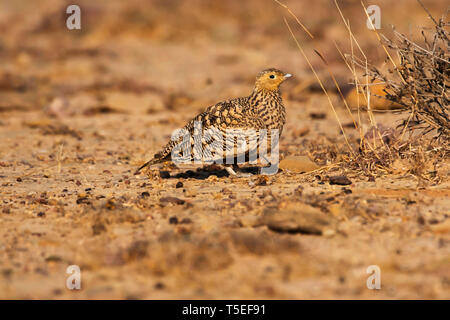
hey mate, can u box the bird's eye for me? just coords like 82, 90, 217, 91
269, 75, 275, 79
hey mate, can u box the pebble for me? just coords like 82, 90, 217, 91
239, 215, 261, 228
260, 203, 334, 235
279, 156, 319, 173
329, 175, 352, 185
160, 196, 185, 205
430, 220, 450, 234
169, 216, 178, 224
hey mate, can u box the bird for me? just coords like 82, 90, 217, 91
135, 68, 292, 176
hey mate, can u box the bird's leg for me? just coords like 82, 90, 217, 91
224, 165, 237, 176
261, 154, 272, 166
224, 164, 253, 178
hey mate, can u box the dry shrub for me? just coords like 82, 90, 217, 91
342, 5, 449, 177
277, 0, 448, 178
355, 8, 449, 143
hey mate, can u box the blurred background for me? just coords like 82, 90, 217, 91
0, 0, 445, 114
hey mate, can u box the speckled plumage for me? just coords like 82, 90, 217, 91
135, 68, 291, 174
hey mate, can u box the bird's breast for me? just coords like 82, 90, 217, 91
255, 100, 286, 131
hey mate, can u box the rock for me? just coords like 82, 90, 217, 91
322, 228, 336, 237
92, 222, 107, 235
160, 171, 170, 178
346, 81, 403, 110
169, 216, 178, 224
279, 156, 319, 173
239, 215, 261, 227
329, 175, 352, 185
45, 255, 63, 263
309, 112, 326, 119
260, 203, 334, 235
180, 217, 192, 224
364, 125, 397, 146
160, 196, 185, 205
231, 229, 300, 254
430, 220, 450, 234
140, 191, 150, 198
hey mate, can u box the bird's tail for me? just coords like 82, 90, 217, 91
134, 157, 164, 175
135, 139, 177, 175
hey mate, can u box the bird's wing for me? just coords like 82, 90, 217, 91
190, 99, 266, 163
136, 98, 265, 173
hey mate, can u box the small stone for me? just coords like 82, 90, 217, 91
309, 112, 326, 119
239, 215, 261, 228
160, 196, 185, 205
329, 175, 352, 185
76, 196, 89, 204
45, 255, 62, 262
37, 212, 46, 217
342, 187, 352, 194
140, 191, 150, 198
169, 216, 178, 224
176, 181, 183, 188
160, 171, 170, 178
260, 203, 334, 235
323, 228, 336, 237
279, 156, 319, 173
37, 198, 48, 205
92, 222, 107, 235
430, 220, 450, 234
180, 217, 192, 224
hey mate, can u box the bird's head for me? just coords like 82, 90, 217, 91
254, 68, 292, 91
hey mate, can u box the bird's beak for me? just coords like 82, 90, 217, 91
284, 73, 292, 79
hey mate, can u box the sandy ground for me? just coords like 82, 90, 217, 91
0, 0, 449, 299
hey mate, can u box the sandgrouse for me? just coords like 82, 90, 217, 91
135, 68, 292, 176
